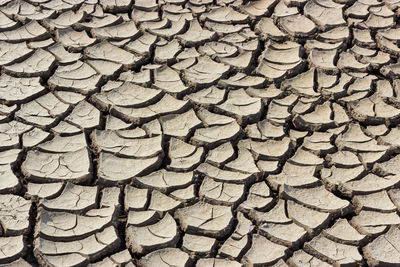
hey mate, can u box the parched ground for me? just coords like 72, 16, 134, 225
0, 0, 400, 266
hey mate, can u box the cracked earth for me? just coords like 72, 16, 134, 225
0, 0, 400, 266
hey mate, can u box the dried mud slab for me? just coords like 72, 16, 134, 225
34, 226, 121, 264
65, 101, 101, 130
0, 21, 49, 42
113, 94, 190, 124
126, 213, 178, 254
304, 235, 363, 266
322, 218, 367, 246
256, 41, 305, 81
175, 201, 234, 238
4, 49, 55, 77
160, 109, 202, 138
177, 19, 216, 46
242, 234, 288, 266
363, 225, 400, 266
22, 148, 92, 183
153, 66, 189, 96
183, 57, 230, 87
36, 207, 116, 241
288, 250, 333, 267
48, 61, 102, 94
85, 41, 144, 68
93, 81, 163, 109
0, 194, 31, 235
16, 93, 70, 128
136, 170, 193, 192
0, 75, 45, 105
267, 162, 319, 190
186, 86, 226, 107
138, 248, 190, 267
98, 152, 162, 184
191, 121, 242, 147
199, 177, 245, 205
351, 210, 400, 236
197, 162, 254, 184
56, 28, 96, 50
0, 161, 20, 194
0, 121, 33, 150
91, 21, 140, 41
0, 236, 26, 264
304, 0, 346, 30
168, 138, 203, 171
92, 129, 163, 158
216, 89, 263, 125
281, 185, 351, 215
39, 182, 98, 213
0, 41, 33, 66
182, 233, 216, 256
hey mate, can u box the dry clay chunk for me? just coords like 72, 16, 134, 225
0, 195, 31, 235
98, 152, 161, 184
182, 234, 216, 256
281, 185, 351, 215
34, 226, 120, 263
48, 61, 101, 94
113, 94, 190, 123
85, 41, 143, 67
304, 235, 362, 266
160, 109, 202, 138
40, 182, 98, 213
0, 236, 26, 264
197, 258, 241, 267
135, 170, 193, 192
216, 89, 262, 124
148, 190, 181, 212
153, 66, 188, 95
91, 21, 140, 40
37, 133, 87, 153
196, 163, 253, 183
199, 177, 245, 205
0, 41, 32, 66
183, 57, 230, 87
37, 207, 115, 241
191, 121, 242, 147
0, 121, 32, 150
175, 201, 233, 238
16, 93, 70, 127
0, 164, 20, 194
322, 218, 367, 245
0, 21, 49, 42
363, 225, 400, 266
56, 28, 96, 50
168, 138, 203, 171
22, 148, 92, 183
92, 81, 163, 109
92, 130, 163, 158
0, 75, 45, 105
242, 234, 288, 266
138, 248, 190, 267
126, 213, 178, 254
288, 250, 333, 267
26, 182, 64, 200
4, 49, 55, 77
65, 101, 101, 130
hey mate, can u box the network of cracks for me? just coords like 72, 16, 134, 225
0, 0, 400, 266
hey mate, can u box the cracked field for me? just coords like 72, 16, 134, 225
0, 0, 400, 266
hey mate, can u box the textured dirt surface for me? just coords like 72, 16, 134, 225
1, 0, 400, 266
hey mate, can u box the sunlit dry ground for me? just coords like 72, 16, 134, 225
0, 0, 400, 266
